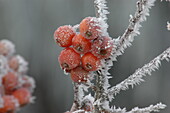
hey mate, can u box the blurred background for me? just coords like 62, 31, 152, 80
0, 0, 170, 113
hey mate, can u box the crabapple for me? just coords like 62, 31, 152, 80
82, 52, 101, 71
12, 88, 31, 106
80, 17, 101, 40
91, 36, 114, 59
2, 72, 18, 94
0, 96, 18, 113
72, 34, 91, 54
70, 66, 89, 83
54, 25, 75, 47
8, 56, 19, 71
58, 48, 81, 71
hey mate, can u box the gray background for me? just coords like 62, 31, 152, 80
0, 0, 170, 113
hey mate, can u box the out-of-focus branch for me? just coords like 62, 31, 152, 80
108, 47, 170, 100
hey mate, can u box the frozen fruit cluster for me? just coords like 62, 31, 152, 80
54, 17, 114, 83
0, 39, 35, 113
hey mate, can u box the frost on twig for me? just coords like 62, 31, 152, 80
127, 103, 166, 113
113, 0, 156, 59
110, 103, 166, 113
108, 47, 170, 99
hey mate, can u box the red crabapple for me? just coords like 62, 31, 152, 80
91, 36, 114, 59
8, 57, 19, 71
2, 72, 19, 94
0, 96, 18, 113
0, 40, 15, 57
72, 34, 91, 54
82, 52, 101, 71
80, 17, 101, 40
70, 66, 89, 83
20, 75, 35, 92
12, 88, 31, 106
54, 25, 75, 47
58, 48, 81, 71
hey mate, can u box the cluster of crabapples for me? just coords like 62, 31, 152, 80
54, 17, 114, 83
0, 40, 35, 113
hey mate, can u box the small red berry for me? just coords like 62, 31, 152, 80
54, 25, 75, 47
70, 66, 89, 83
91, 36, 114, 59
20, 76, 35, 92
82, 52, 101, 71
12, 88, 31, 106
8, 56, 19, 71
2, 72, 18, 94
80, 17, 101, 40
0, 40, 15, 56
58, 48, 81, 71
0, 96, 18, 113
72, 34, 91, 54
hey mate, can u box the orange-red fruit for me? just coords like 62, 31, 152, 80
91, 36, 114, 59
54, 25, 75, 47
0, 96, 18, 113
58, 48, 81, 71
8, 57, 19, 71
82, 52, 100, 71
72, 34, 91, 54
2, 72, 18, 94
71, 66, 89, 83
12, 88, 31, 106
80, 17, 101, 40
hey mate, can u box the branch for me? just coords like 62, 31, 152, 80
113, 0, 156, 59
127, 103, 166, 113
109, 103, 166, 113
108, 47, 170, 100
70, 83, 82, 111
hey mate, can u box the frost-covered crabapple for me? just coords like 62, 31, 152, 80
72, 34, 91, 54
8, 57, 19, 71
2, 72, 19, 94
80, 17, 101, 40
12, 88, 31, 106
70, 66, 89, 83
82, 52, 101, 71
54, 25, 75, 47
0, 40, 15, 57
58, 48, 81, 71
91, 36, 114, 59
0, 96, 18, 113
19, 75, 35, 92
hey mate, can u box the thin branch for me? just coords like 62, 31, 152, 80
108, 47, 170, 100
70, 83, 81, 111
127, 103, 166, 113
113, 0, 156, 59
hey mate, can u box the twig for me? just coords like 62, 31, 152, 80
108, 47, 170, 100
